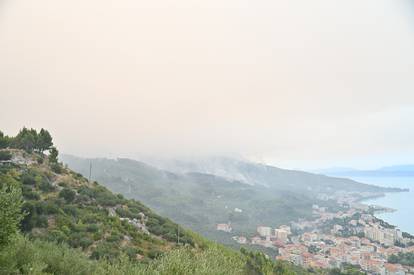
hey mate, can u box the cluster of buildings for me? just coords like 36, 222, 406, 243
214, 191, 414, 274
225, 202, 414, 274
277, 206, 414, 274
230, 225, 292, 248
277, 230, 413, 274
258, 225, 291, 242
364, 225, 403, 247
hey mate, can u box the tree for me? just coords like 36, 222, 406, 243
1, 128, 54, 152
49, 146, 59, 164
37, 128, 53, 152
0, 131, 11, 149
13, 127, 38, 152
59, 188, 76, 203
0, 174, 24, 248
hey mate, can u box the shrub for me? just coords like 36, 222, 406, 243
47, 230, 68, 243
79, 186, 95, 198
39, 201, 60, 215
147, 249, 163, 259
37, 156, 44, 164
107, 232, 122, 243
0, 131, 10, 149
82, 213, 99, 224
62, 205, 78, 217
58, 181, 68, 187
79, 237, 94, 249
86, 224, 99, 233
0, 177, 24, 247
91, 242, 120, 261
115, 207, 134, 218
59, 188, 76, 203
51, 163, 63, 174
23, 190, 40, 200
21, 173, 36, 185
37, 215, 49, 228
0, 236, 100, 275
39, 180, 55, 192
0, 150, 12, 161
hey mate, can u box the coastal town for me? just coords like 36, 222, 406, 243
217, 195, 414, 275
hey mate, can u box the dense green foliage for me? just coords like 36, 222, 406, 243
0, 131, 11, 149
0, 172, 24, 247
2, 163, 200, 262
0, 128, 53, 153
49, 147, 59, 164
388, 252, 414, 266
0, 235, 243, 275
0, 234, 360, 275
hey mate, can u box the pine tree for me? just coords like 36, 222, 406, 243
37, 128, 53, 152
49, 146, 59, 164
13, 127, 38, 152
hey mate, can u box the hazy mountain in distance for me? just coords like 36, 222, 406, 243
318, 165, 414, 177
379, 165, 414, 172
313, 167, 359, 175
141, 156, 262, 186
139, 156, 399, 193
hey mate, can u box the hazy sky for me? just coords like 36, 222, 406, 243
1, 0, 414, 169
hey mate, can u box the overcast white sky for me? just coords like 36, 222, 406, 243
1, 0, 414, 169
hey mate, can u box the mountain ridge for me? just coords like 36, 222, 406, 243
63, 154, 402, 192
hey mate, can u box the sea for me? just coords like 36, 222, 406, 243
349, 176, 414, 235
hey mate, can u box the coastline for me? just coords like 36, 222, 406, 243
357, 189, 413, 235
345, 173, 413, 236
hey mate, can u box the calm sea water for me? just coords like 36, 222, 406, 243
349, 176, 414, 235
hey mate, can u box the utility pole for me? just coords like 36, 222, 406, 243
177, 225, 180, 245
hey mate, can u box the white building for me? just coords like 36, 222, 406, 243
279, 225, 292, 235
275, 229, 289, 243
257, 226, 272, 237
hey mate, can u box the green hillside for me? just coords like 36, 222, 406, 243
0, 128, 362, 275
11, 151, 204, 260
